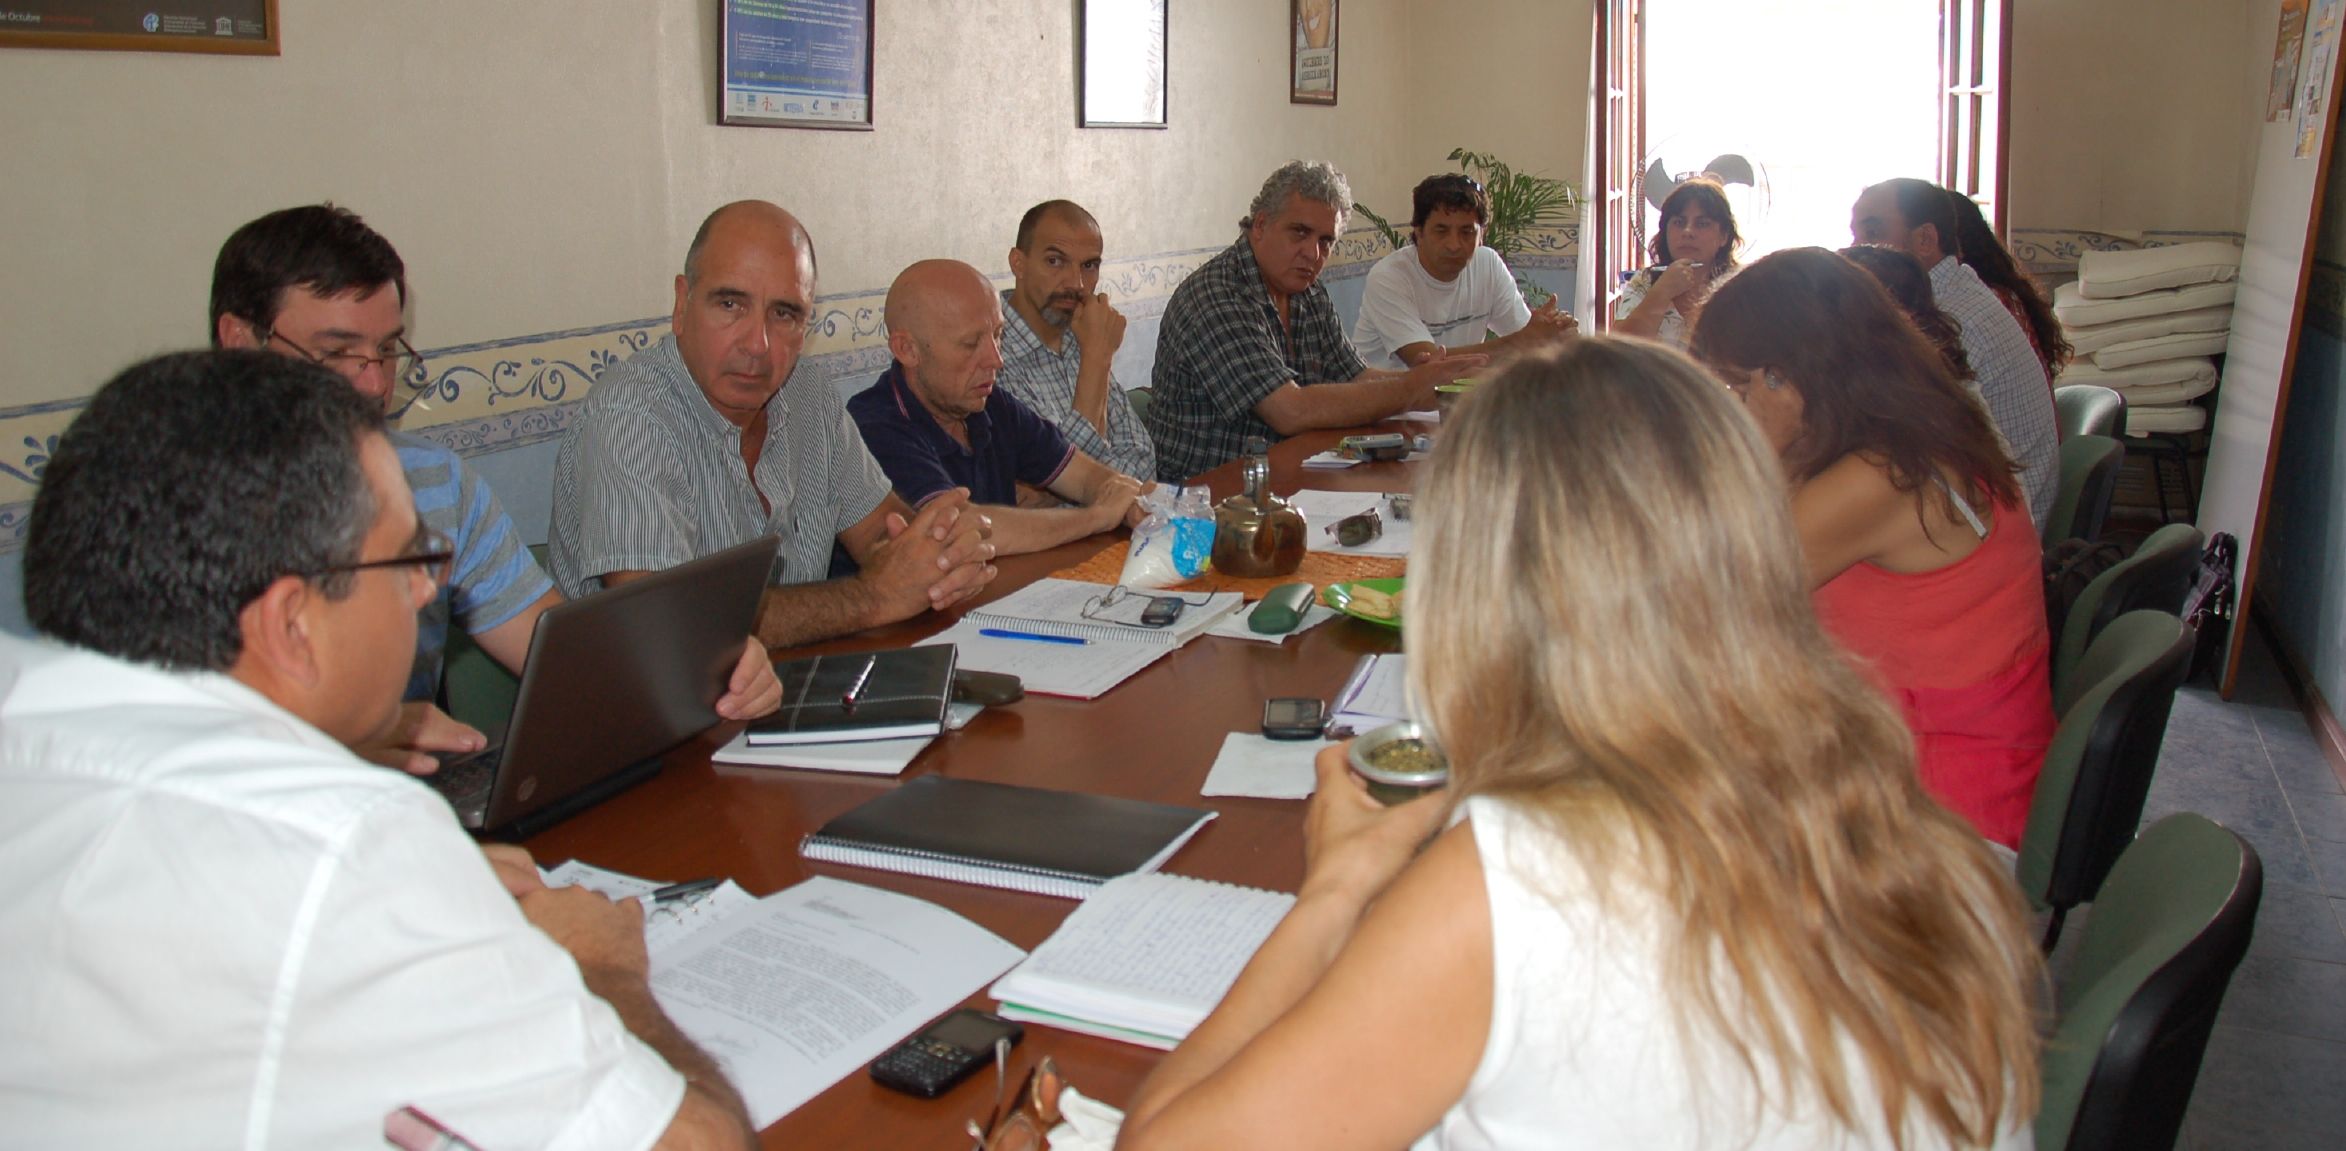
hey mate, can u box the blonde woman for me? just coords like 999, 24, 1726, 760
1118, 339, 2040, 1150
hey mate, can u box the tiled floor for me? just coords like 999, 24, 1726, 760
2121, 631, 2346, 1150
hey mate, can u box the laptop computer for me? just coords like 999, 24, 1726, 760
428, 535, 779, 837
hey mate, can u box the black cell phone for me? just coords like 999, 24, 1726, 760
869, 1008, 1022, 1098
1261, 697, 1326, 740
1139, 596, 1185, 627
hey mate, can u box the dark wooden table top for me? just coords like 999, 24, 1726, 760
524, 423, 1421, 1147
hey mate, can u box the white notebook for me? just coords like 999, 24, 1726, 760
968, 578, 1245, 645
988, 872, 1295, 1049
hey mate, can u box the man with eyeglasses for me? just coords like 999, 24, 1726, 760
210, 205, 783, 770
1350, 173, 1577, 371
0, 349, 752, 1147
549, 200, 997, 646
1145, 160, 1484, 482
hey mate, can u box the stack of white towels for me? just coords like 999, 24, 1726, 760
2052, 240, 2242, 437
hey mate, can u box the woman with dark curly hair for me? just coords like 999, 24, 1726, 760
1945, 191, 2072, 375
1612, 178, 1740, 348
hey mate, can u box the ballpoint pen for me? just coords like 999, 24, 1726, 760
636, 877, 722, 906
841, 653, 878, 708
978, 628, 1089, 645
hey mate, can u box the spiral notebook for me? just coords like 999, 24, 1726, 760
988, 872, 1295, 1049
966, 579, 1245, 646
799, 777, 1216, 900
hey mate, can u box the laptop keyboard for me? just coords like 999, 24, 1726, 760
426, 745, 503, 824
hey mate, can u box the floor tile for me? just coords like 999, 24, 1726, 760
2188, 1115, 2346, 1151
2267, 734, 2346, 800
2184, 1026, 2346, 1141
2247, 885, 2346, 964
2287, 788, 2346, 844
2303, 834, 2346, 899
2214, 955, 2346, 1042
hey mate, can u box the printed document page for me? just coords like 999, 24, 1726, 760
646, 876, 1025, 1127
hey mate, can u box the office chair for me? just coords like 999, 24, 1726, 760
2054, 384, 2127, 440
2042, 434, 2126, 549
2052, 523, 2205, 696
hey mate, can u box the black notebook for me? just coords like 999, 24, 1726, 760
799, 777, 1218, 899
745, 646, 958, 746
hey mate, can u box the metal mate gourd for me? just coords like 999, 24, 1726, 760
1212, 438, 1308, 578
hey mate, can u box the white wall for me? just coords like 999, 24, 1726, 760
2008, 0, 2258, 235
0, 0, 1520, 409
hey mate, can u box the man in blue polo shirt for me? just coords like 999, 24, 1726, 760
850, 260, 1148, 557
212, 205, 780, 771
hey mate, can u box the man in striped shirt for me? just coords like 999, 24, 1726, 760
550, 201, 997, 648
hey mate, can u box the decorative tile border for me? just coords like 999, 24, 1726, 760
2008, 228, 2245, 278
0, 225, 1579, 553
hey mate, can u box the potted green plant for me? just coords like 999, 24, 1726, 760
1353, 148, 1580, 306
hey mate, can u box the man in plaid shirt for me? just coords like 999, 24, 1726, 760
1145, 161, 1483, 481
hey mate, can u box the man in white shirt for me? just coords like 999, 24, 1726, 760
1350, 172, 1577, 370
0, 350, 752, 1149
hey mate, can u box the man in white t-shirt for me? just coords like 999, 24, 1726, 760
1350, 172, 1577, 370
0, 350, 752, 1149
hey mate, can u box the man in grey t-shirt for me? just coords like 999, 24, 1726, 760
550, 201, 996, 648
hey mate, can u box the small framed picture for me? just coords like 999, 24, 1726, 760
1290, 0, 1337, 105
1082, 0, 1169, 128
0, 0, 278, 55
718, 0, 875, 130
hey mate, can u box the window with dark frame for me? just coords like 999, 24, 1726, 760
1940, 0, 2013, 235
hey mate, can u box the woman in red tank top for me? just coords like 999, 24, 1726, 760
1690, 248, 2054, 848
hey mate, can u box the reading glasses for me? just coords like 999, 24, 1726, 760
302, 527, 455, 588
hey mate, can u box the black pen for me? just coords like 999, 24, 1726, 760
638, 877, 722, 905
841, 654, 879, 708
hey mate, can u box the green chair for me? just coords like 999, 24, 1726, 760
2054, 384, 2127, 440
2052, 524, 2204, 697
2043, 434, 2126, 549
1126, 385, 1155, 424
436, 543, 544, 734
2036, 813, 2261, 1151
2018, 610, 2196, 950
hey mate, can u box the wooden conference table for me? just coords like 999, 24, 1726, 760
524, 424, 1420, 1148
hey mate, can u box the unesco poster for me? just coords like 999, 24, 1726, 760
720, 0, 874, 130
0, 0, 275, 53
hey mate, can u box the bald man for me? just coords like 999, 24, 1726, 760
848, 260, 1148, 557
550, 201, 997, 648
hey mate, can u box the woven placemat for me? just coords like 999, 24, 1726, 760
1049, 540, 1405, 601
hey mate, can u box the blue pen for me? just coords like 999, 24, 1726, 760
979, 628, 1089, 646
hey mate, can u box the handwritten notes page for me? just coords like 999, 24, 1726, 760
919, 621, 1169, 699
1331, 653, 1411, 733
989, 872, 1295, 1048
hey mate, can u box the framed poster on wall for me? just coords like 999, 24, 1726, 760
1290, 0, 1336, 105
1081, 0, 1168, 128
719, 0, 874, 130
0, 0, 276, 55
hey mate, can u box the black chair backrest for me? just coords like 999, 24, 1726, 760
2041, 814, 2262, 1151
2024, 611, 2196, 916
2055, 383, 2127, 440
2053, 523, 2204, 695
